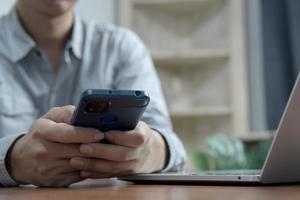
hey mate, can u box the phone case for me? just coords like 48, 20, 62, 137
71, 89, 150, 132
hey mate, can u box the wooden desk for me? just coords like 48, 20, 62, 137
1, 179, 300, 200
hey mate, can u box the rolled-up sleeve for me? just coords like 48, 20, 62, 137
0, 134, 23, 187
113, 29, 187, 172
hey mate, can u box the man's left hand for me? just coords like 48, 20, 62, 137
70, 121, 167, 178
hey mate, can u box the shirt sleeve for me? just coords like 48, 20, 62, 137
0, 134, 23, 187
113, 29, 187, 172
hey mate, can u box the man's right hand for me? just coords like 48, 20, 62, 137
7, 106, 104, 187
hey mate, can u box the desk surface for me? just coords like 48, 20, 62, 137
1, 179, 300, 200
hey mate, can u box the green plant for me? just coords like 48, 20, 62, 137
192, 134, 273, 170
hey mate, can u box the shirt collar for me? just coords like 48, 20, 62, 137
7, 7, 84, 63
68, 13, 83, 60
7, 7, 36, 63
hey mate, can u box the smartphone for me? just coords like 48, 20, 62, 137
71, 89, 150, 132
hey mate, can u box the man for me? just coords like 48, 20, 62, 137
0, 0, 186, 187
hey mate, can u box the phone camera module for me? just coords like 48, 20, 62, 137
86, 101, 109, 113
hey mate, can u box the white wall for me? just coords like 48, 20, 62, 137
0, 0, 116, 24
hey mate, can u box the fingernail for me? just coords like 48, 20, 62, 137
105, 132, 114, 141
81, 171, 91, 178
94, 132, 104, 141
70, 158, 84, 169
80, 145, 93, 154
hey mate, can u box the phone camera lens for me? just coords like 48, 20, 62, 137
86, 101, 109, 113
135, 91, 143, 97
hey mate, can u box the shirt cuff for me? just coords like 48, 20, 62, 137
0, 134, 24, 187
152, 128, 187, 173
159, 132, 180, 172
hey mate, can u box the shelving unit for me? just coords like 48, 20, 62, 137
118, 0, 249, 170
170, 106, 231, 118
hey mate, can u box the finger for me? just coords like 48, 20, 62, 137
105, 123, 151, 148
40, 121, 104, 144
50, 159, 80, 174
80, 171, 129, 179
55, 172, 83, 187
79, 143, 139, 161
50, 143, 82, 159
70, 157, 137, 175
80, 171, 112, 179
43, 105, 76, 124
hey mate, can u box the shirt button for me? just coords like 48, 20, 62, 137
35, 50, 42, 57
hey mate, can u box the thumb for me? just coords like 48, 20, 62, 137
43, 105, 76, 124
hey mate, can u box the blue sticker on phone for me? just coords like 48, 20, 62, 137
102, 114, 117, 124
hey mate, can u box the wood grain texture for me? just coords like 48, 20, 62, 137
1, 179, 300, 200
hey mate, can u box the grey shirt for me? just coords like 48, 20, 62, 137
0, 8, 187, 186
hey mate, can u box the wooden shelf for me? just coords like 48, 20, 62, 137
131, 0, 217, 10
132, 0, 211, 6
237, 131, 275, 142
152, 49, 229, 66
170, 106, 231, 118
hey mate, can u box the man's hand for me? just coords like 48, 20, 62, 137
7, 106, 104, 187
70, 121, 167, 178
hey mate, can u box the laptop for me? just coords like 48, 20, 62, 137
119, 74, 300, 185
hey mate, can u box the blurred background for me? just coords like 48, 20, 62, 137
0, 0, 116, 24
1, 0, 300, 171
